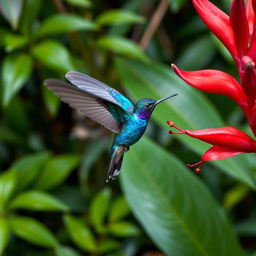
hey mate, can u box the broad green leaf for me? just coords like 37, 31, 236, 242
121, 137, 242, 256
11, 151, 51, 190
35, 14, 97, 38
64, 0, 91, 8
89, 188, 111, 233
64, 215, 97, 252
176, 35, 215, 70
0, 125, 23, 145
0, 217, 9, 255
9, 190, 69, 212
115, 57, 256, 189
9, 216, 58, 248
96, 9, 145, 26
1, 53, 33, 106
55, 246, 82, 256
32, 40, 76, 72
0, 169, 16, 211
42, 85, 60, 116
235, 218, 256, 236
109, 196, 130, 222
97, 36, 148, 62
34, 154, 80, 190
108, 221, 140, 237
0, 0, 23, 29
2, 33, 28, 52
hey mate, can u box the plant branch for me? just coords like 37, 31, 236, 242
139, 0, 169, 49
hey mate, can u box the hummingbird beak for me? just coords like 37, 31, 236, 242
154, 93, 178, 106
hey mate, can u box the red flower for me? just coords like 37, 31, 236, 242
169, 0, 256, 172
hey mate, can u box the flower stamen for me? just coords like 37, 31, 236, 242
187, 160, 204, 173
167, 121, 185, 134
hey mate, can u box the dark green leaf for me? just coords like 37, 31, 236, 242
64, 215, 97, 252
115, 57, 256, 189
169, 0, 187, 13
9, 190, 69, 211
0, 217, 9, 255
42, 85, 60, 117
32, 40, 76, 72
0, 169, 16, 211
35, 14, 97, 38
109, 196, 130, 222
176, 35, 215, 70
1, 53, 33, 106
108, 221, 140, 237
96, 10, 145, 26
11, 151, 51, 190
121, 137, 243, 256
0, 0, 23, 29
89, 188, 111, 233
97, 36, 148, 61
9, 216, 58, 248
34, 154, 80, 190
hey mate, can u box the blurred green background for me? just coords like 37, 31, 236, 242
0, 0, 255, 255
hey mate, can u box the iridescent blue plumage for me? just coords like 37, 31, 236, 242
44, 72, 177, 182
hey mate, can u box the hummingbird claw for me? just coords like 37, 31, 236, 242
123, 146, 130, 152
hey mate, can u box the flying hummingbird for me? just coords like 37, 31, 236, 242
44, 72, 177, 182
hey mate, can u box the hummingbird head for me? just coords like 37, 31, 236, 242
134, 94, 177, 120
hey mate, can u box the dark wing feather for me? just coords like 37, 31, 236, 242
44, 79, 122, 133
65, 72, 134, 113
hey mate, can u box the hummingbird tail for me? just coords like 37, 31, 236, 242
106, 146, 125, 182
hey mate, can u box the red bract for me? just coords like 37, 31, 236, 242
169, 0, 256, 172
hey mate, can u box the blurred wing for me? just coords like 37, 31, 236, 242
44, 79, 122, 133
65, 71, 134, 113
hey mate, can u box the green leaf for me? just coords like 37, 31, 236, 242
64, 215, 97, 252
1, 53, 33, 106
0, 169, 16, 211
9, 190, 69, 212
0, 217, 9, 255
32, 40, 76, 72
2, 33, 28, 52
109, 196, 130, 222
64, 0, 91, 8
9, 216, 58, 248
35, 14, 97, 38
55, 246, 82, 256
108, 221, 140, 237
89, 188, 111, 233
176, 35, 215, 70
169, 0, 188, 13
98, 239, 120, 253
34, 154, 80, 190
0, 0, 23, 29
121, 137, 243, 256
42, 85, 60, 116
96, 9, 145, 26
11, 151, 51, 190
97, 36, 148, 61
115, 57, 256, 189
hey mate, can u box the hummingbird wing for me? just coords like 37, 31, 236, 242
44, 79, 125, 133
65, 72, 134, 113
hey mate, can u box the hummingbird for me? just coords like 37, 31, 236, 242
44, 72, 177, 182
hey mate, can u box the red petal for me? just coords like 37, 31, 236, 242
230, 0, 250, 57
172, 64, 248, 112
202, 145, 243, 161
185, 127, 256, 152
246, 0, 255, 37
192, 0, 238, 59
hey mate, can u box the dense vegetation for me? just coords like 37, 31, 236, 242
0, 0, 255, 255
